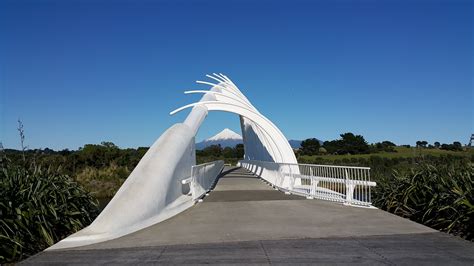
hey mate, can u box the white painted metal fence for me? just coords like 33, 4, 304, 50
182, 160, 224, 201
239, 160, 376, 208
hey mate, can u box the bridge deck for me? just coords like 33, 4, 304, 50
23, 167, 474, 265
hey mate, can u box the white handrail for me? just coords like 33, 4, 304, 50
238, 160, 376, 208
185, 160, 224, 201
295, 163, 370, 170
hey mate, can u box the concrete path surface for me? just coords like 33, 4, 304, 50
23, 167, 474, 265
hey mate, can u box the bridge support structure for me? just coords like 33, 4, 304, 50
49, 74, 297, 249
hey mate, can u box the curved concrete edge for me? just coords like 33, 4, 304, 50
48, 195, 194, 250
49, 123, 197, 250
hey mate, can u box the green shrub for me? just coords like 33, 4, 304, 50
373, 162, 473, 240
0, 160, 99, 263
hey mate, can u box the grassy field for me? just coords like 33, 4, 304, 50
299, 147, 474, 161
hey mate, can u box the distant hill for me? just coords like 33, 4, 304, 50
196, 128, 243, 150
288, 140, 302, 149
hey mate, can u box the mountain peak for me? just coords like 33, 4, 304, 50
207, 128, 242, 141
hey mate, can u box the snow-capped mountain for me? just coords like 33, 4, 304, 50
196, 128, 243, 150
207, 128, 242, 141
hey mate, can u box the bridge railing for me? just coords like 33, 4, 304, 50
182, 160, 224, 201
238, 160, 376, 208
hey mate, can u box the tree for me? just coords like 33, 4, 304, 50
234, 144, 245, 158
322, 140, 341, 154
202, 145, 222, 157
434, 142, 440, 148
222, 147, 234, 158
339, 133, 369, 154
382, 141, 396, 147
101, 141, 118, 149
439, 142, 463, 151
300, 138, 321, 156
372, 141, 396, 153
440, 143, 451, 150
323, 133, 369, 155
416, 141, 428, 148
452, 141, 462, 151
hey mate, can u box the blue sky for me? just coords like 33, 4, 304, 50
1, 0, 472, 150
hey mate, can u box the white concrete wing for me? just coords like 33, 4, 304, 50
49, 74, 296, 250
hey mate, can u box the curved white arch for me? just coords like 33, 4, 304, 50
200, 77, 255, 108
184, 90, 254, 109
170, 80, 297, 164
50, 73, 297, 250
171, 101, 286, 162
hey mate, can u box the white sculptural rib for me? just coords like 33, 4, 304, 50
184, 91, 254, 109
170, 101, 288, 163
49, 73, 297, 250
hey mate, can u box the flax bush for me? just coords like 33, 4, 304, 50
0, 159, 99, 263
373, 162, 473, 240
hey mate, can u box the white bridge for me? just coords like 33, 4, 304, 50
50, 74, 376, 250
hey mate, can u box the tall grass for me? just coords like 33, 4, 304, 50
73, 163, 130, 198
0, 159, 99, 263
373, 162, 473, 240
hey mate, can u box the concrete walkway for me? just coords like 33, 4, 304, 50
23, 167, 474, 265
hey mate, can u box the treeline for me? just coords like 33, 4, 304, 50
4, 142, 148, 176
297, 133, 396, 156
196, 144, 244, 166
196, 144, 244, 158
297, 132, 467, 156
5, 142, 247, 174
3, 142, 148, 198
3, 141, 247, 197
415, 140, 464, 151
